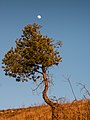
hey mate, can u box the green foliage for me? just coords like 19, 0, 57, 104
2, 23, 62, 82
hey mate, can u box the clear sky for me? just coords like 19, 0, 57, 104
0, 0, 90, 110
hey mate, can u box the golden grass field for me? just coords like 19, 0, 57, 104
0, 99, 90, 120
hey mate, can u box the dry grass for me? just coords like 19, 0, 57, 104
0, 99, 90, 120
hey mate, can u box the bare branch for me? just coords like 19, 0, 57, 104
63, 75, 77, 101
35, 70, 43, 74
77, 82, 90, 98
32, 80, 44, 92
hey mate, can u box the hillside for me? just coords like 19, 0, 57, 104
0, 99, 90, 120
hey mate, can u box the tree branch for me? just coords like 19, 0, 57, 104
63, 75, 77, 101
32, 80, 44, 92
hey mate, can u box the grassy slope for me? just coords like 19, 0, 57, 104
0, 99, 90, 120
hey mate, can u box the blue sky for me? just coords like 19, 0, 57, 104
0, 0, 90, 110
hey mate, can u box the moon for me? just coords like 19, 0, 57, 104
37, 15, 42, 19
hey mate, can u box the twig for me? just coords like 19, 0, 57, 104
77, 82, 90, 98
63, 75, 77, 101
32, 80, 44, 92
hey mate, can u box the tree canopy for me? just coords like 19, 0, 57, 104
2, 23, 62, 82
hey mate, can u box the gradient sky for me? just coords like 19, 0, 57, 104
0, 0, 90, 110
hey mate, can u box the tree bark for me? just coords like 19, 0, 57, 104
42, 69, 53, 107
42, 67, 59, 120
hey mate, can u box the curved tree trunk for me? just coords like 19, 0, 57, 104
42, 67, 59, 120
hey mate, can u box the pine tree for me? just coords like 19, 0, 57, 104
2, 23, 62, 120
